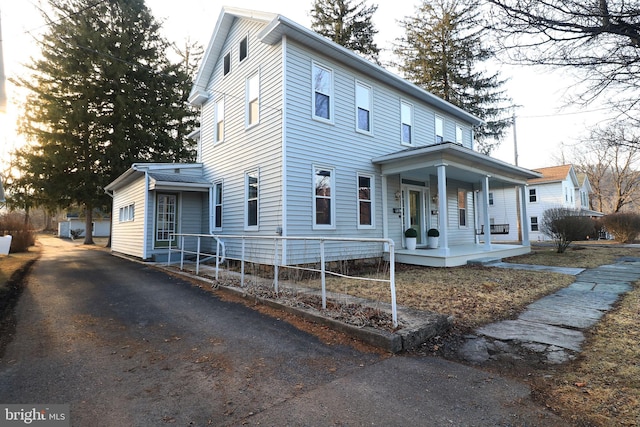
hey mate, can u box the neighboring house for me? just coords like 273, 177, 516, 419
58, 212, 111, 239
105, 7, 540, 267
480, 164, 602, 242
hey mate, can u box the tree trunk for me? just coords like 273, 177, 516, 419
83, 204, 95, 245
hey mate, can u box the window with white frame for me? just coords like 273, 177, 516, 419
223, 52, 231, 76
119, 203, 134, 222
401, 101, 412, 145
357, 173, 374, 228
531, 216, 539, 231
314, 167, 334, 228
529, 188, 537, 203
458, 189, 467, 227
435, 116, 444, 143
312, 63, 333, 121
215, 98, 224, 143
356, 81, 372, 133
455, 125, 463, 144
245, 170, 259, 229
247, 73, 259, 126
239, 36, 248, 62
212, 181, 223, 230
488, 192, 494, 206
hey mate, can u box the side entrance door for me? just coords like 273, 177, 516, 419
155, 193, 178, 248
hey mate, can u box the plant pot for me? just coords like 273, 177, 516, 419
427, 236, 439, 249
405, 237, 417, 250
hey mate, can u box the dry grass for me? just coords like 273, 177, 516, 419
506, 243, 639, 268
0, 247, 40, 294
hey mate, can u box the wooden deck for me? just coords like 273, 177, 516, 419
395, 243, 531, 267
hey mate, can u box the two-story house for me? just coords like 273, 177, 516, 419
105, 7, 540, 267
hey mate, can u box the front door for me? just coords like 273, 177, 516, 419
403, 186, 427, 245
155, 193, 178, 248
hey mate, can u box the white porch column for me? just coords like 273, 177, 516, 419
519, 185, 531, 246
436, 163, 450, 256
481, 175, 492, 251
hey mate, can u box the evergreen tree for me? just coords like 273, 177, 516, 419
310, 0, 381, 64
394, 0, 511, 154
14, 0, 198, 244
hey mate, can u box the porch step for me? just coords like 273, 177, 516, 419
467, 257, 503, 266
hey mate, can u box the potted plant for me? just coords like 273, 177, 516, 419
427, 228, 439, 249
404, 228, 418, 250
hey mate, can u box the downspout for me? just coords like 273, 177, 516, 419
142, 169, 150, 260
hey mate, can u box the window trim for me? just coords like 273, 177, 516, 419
245, 169, 259, 231
223, 52, 231, 76
311, 62, 334, 124
355, 80, 372, 135
357, 172, 375, 229
215, 97, 225, 143
246, 72, 260, 128
239, 34, 249, 63
211, 181, 223, 231
458, 189, 468, 228
399, 100, 413, 146
313, 165, 336, 230
435, 115, 444, 144
529, 188, 537, 203
531, 216, 539, 232
488, 192, 494, 206
118, 203, 135, 222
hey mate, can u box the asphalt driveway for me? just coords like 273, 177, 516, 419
0, 236, 564, 426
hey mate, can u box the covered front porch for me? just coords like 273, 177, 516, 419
373, 142, 541, 267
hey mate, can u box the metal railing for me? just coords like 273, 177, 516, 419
168, 234, 398, 328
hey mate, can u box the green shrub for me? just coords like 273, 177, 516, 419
404, 228, 418, 238
0, 212, 35, 253
601, 213, 640, 243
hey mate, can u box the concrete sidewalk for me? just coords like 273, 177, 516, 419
461, 259, 640, 364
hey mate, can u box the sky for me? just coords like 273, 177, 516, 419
0, 0, 615, 172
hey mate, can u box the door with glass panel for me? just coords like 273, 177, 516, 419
155, 194, 177, 248
403, 187, 426, 245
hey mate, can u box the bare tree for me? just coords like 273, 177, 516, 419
571, 122, 640, 213
486, 0, 640, 114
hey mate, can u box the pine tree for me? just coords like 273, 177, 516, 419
310, 0, 381, 64
394, 0, 511, 154
14, 0, 198, 244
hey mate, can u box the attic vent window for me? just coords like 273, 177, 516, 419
239, 36, 248, 62
223, 52, 231, 76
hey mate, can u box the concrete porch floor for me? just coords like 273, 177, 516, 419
395, 243, 531, 267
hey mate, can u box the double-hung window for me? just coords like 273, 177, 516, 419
488, 192, 494, 206
435, 116, 444, 143
223, 52, 231, 76
239, 36, 248, 62
456, 125, 463, 144
531, 216, 539, 231
458, 189, 467, 227
401, 101, 413, 145
357, 174, 374, 228
312, 63, 333, 122
356, 81, 372, 133
215, 98, 224, 143
245, 170, 259, 229
314, 166, 335, 229
212, 181, 223, 230
529, 188, 537, 203
247, 73, 260, 127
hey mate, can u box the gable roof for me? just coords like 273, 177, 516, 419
189, 7, 483, 126
529, 164, 579, 187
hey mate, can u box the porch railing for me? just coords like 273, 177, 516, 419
167, 234, 398, 328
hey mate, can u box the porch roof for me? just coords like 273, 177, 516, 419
372, 142, 541, 189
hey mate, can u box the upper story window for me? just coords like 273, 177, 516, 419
215, 98, 225, 143
239, 36, 248, 62
223, 52, 231, 76
314, 166, 335, 229
355, 81, 372, 133
435, 116, 444, 143
312, 63, 333, 122
529, 188, 537, 203
455, 125, 463, 144
212, 181, 223, 230
401, 101, 413, 145
245, 170, 259, 229
357, 173, 374, 228
246, 73, 260, 127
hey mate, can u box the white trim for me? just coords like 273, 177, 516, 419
355, 79, 373, 135
400, 100, 413, 146
281, 36, 288, 264
223, 51, 231, 77
311, 61, 334, 124
356, 172, 375, 229
244, 168, 260, 231
312, 165, 336, 230
142, 171, 150, 259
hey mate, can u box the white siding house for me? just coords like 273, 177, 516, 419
105, 7, 541, 266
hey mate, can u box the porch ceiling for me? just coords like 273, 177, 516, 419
372, 142, 541, 189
